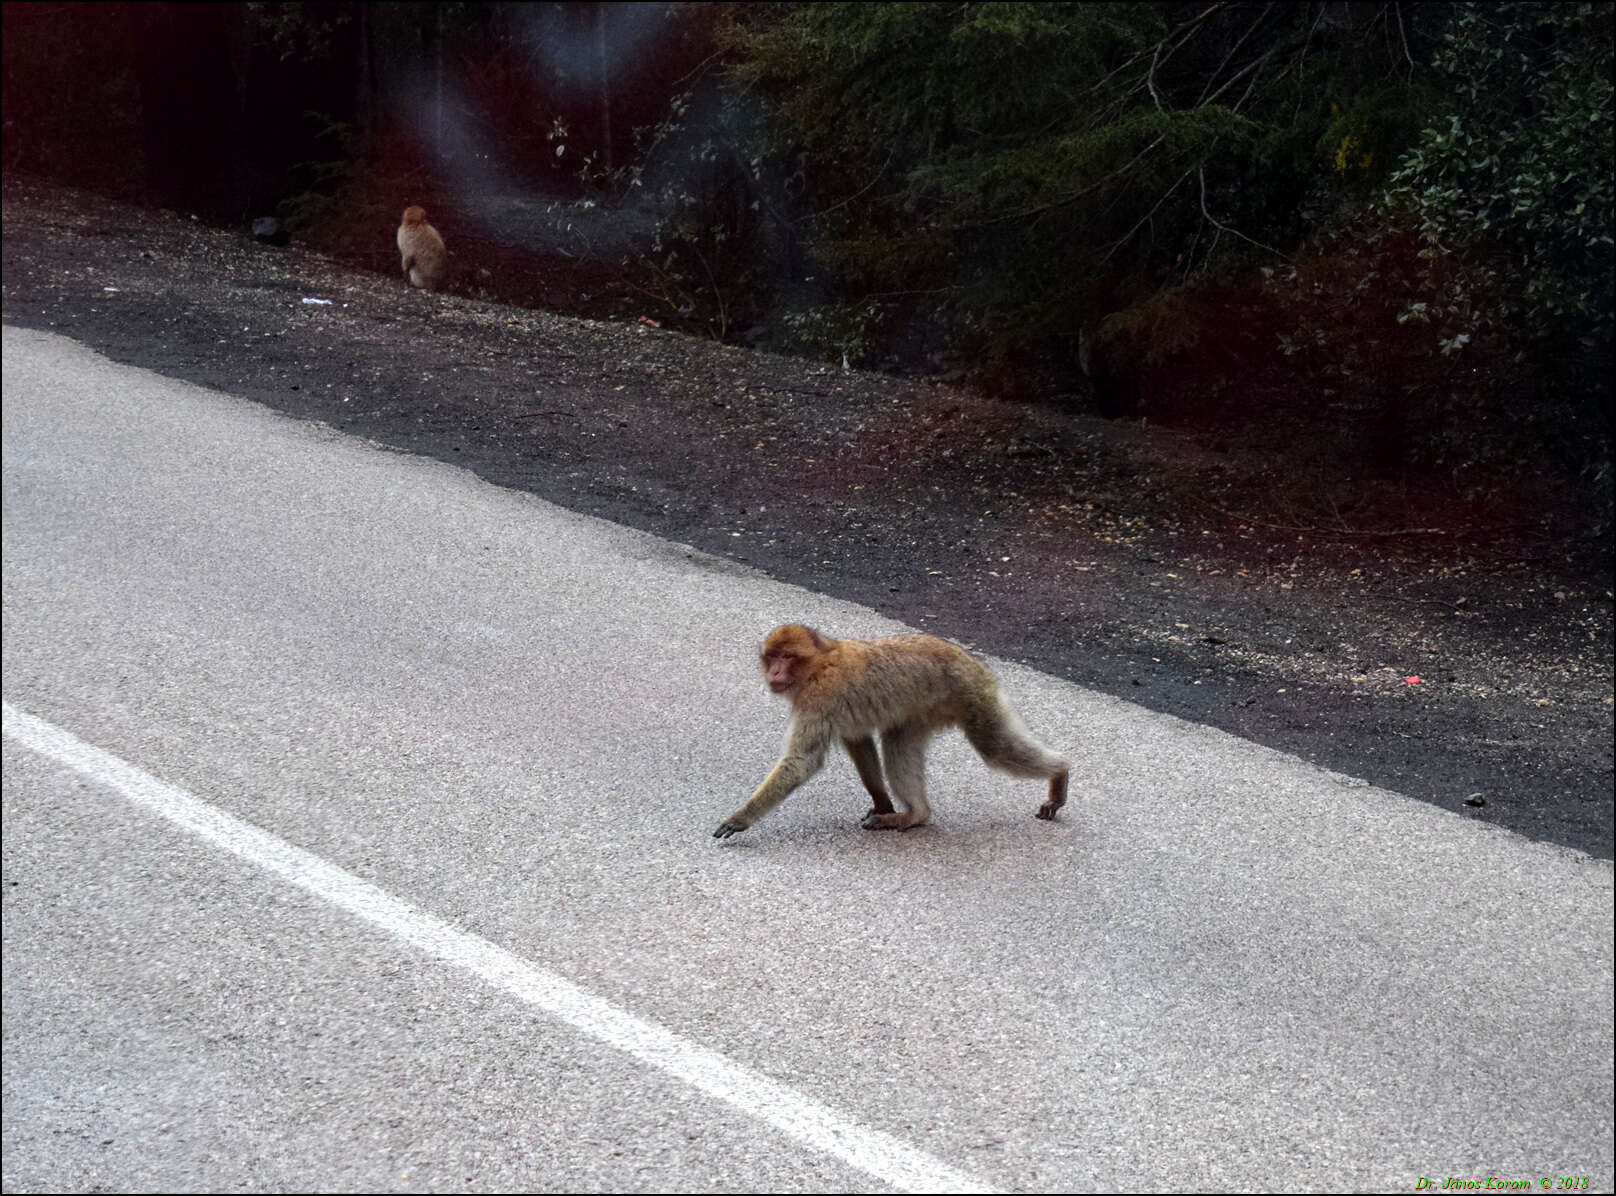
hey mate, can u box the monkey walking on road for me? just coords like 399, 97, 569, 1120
715, 624, 1069, 839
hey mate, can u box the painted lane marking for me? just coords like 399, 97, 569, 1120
2, 701, 995, 1194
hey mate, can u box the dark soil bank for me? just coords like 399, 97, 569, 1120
3, 179, 1611, 857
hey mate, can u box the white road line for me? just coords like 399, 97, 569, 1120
2, 700, 996, 1194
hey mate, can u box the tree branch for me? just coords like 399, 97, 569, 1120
969, 134, 1168, 229
1197, 166, 1286, 260
1103, 166, 1195, 261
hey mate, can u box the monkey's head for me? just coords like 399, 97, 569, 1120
401, 205, 428, 227
760, 624, 833, 696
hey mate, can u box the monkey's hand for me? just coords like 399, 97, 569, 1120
713, 818, 750, 839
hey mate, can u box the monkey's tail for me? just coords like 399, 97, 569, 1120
964, 689, 1068, 779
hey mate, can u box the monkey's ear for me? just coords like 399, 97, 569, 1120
805, 627, 832, 653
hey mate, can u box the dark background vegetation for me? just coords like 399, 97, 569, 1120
4, 1, 1612, 546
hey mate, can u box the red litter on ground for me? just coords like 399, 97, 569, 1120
1406, 676, 1422, 684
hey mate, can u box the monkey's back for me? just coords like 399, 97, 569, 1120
822, 633, 998, 736
397, 209, 448, 290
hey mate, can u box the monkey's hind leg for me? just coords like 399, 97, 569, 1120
964, 696, 1070, 821
843, 736, 896, 821
864, 725, 931, 830
1037, 769, 1070, 821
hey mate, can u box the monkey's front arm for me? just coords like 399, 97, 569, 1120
713, 726, 828, 838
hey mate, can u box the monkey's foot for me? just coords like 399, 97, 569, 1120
861, 811, 925, 830
713, 820, 750, 839
1035, 801, 1063, 820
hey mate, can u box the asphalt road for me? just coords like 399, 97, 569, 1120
4, 325, 1612, 1193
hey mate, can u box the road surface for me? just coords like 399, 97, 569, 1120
4, 326, 1611, 1192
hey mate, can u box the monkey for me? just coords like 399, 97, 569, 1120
713, 624, 1069, 839
397, 205, 447, 291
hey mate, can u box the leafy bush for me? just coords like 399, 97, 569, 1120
1385, 3, 1613, 331
1379, 2, 1613, 524
730, 3, 1448, 367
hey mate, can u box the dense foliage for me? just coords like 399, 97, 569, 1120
723, 2, 1611, 523
726, 4, 1434, 357
3, 2, 1610, 526
1378, 3, 1612, 508
1387, 3, 1612, 332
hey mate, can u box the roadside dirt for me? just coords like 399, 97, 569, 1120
3, 178, 1610, 858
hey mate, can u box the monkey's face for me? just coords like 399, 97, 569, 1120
762, 650, 800, 694
759, 624, 829, 697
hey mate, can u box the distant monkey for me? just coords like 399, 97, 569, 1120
397, 205, 447, 291
714, 625, 1069, 838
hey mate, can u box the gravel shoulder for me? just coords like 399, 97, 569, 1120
3, 178, 1610, 858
